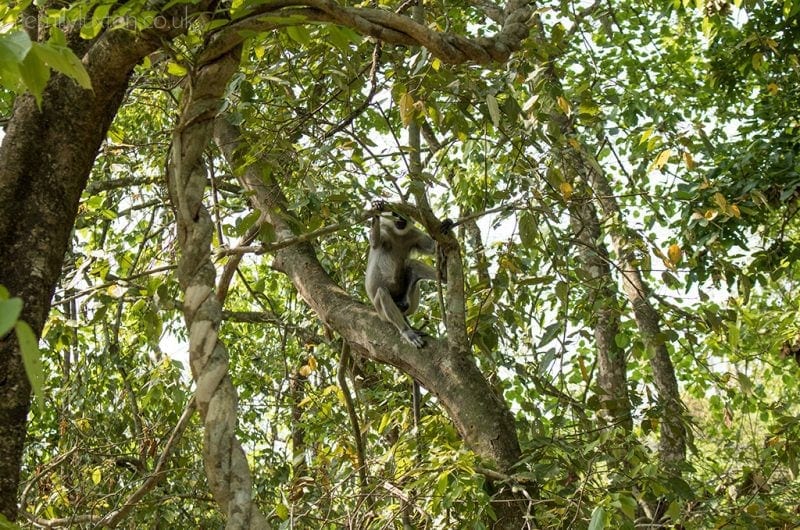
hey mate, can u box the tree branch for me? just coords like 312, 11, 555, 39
199, 0, 532, 65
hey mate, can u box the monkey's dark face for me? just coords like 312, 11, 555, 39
392, 212, 408, 230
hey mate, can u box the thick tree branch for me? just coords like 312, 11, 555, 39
200, 0, 532, 65
583, 161, 687, 468
568, 195, 632, 430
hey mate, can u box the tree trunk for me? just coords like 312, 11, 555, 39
585, 168, 687, 468
0, 23, 174, 520
569, 197, 633, 430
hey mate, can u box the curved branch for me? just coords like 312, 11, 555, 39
200, 0, 533, 65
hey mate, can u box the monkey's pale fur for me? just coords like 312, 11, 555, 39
365, 211, 438, 347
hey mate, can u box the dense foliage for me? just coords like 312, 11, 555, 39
2, 0, 800, 528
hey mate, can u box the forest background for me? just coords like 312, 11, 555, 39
1, 0, 799, 528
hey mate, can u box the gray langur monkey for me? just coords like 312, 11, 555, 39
365, 200, 452, 347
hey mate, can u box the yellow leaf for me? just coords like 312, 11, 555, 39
559, 181, 573, 200
91, 467, 102, 485
577, 355, 587, 381
729, 204, 741, 218
399, 92, 415, 127
767, 82, 779, 95
667, 244, 682, 266
307, 355, 317, 370
298, 365, 313, 377
556, 96, 571, 115
752, 52, 764, 70
166, 61, 187, 76
107, 285, 125, 298
651, 149, 672, 171
713, 192, 727, 209
639, 126, 654, 145
682, 151, 695, 169
431, 58, 441, 71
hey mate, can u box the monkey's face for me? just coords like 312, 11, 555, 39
380, 213, 410, 235
391, 212, 408, 230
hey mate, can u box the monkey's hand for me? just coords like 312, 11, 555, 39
401, 329, 426, 348
440, 218, 454, 234
372, 199, 387, 213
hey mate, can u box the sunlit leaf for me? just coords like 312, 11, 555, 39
556, 95, 571, 115
0, 297, 22, 337
167, 61, 187, 76
649, 149, 671, 172
559, 181, 573, 200
15, 321, 45, 413
486, 93, 500, 127
399, 91, 415, 127
667, 243, 682, 266
682, 151, 694, 169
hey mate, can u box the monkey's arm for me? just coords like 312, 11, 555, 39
369, 215, 382, 249
409, 227, 436, 255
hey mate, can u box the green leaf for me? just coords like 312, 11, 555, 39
0, 30, 32, 62
486, 93, 501, 127
665, 500, 682, 521
18, 49, 50, 106
80, 18, 103, 39
167, 61, 187, 76
31, 42, 92, 89
15, 320, 45, 413
0, 297, 23, 337
555, 281, 568, 303
618, 494, 637, 520
588, 506, 607, 530
518, 211, 537, 248
0, 512, 23, 529
326, 25, 352, 53
286, 25, 311, 46
727, 321, 739, 349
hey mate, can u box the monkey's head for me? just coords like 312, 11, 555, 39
391, 212, 408, 230
379, 212, 410, 234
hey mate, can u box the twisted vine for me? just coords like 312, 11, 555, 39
166, 47, 270, 529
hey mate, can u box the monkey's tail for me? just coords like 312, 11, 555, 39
338, 341, 368, 494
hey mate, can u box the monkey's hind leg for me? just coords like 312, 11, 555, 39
374, 287, 426, 348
